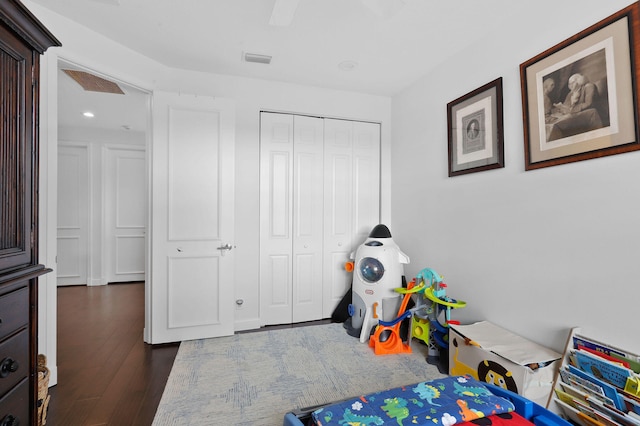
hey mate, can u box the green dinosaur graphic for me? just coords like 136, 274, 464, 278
337, 408, 384, 425
382, 397, 410, 425
413, 382, 442, 406
453, 380, 491, 398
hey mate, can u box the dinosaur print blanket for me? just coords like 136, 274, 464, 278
311, 375, 516, 426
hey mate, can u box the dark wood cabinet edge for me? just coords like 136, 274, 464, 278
0, 0, 60, 53
0, 265, 53, 287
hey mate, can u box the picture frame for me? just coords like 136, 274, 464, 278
447, 77, 504, 177
520, 3, 640, 171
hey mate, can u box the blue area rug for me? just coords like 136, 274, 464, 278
152, 322, 445, 425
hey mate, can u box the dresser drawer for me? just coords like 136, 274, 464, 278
0, 329, 28, 398
0, 377, 29, 426
0, 287, 28, 341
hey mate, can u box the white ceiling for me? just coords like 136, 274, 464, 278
35, 0, 526, 133
57, 61, 149, 134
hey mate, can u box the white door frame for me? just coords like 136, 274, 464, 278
39, 54, 154, 385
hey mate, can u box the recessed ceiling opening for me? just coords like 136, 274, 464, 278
62, 69, 125, 94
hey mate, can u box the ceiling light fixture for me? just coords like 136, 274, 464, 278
244, 52, 272, 65
83, 111, 95, 118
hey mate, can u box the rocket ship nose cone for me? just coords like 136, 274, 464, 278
369, 224, 392, 238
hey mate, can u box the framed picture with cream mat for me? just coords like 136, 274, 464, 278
520, 2, 640, 170
447, 77, 504, 177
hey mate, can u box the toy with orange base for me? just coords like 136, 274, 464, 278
368, 279, 425, 355
412, 267, 466, 372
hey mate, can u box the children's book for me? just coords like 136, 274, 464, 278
555, 387, 581, 408
560, 380, 615, 407
621, 393, 640, 415
574, 335, 629, 359
556, 398, 592, 426
579, 345, 632, 369
574, 335, 640, 370
574, 349, 635, 389
561, 366, 610, 399
569, 365, 626, 410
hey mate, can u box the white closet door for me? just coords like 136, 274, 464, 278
323, 119, 381, 318
292, 115, 324, 322
352, 121, 381, 243
323, 119, 354, 317
260, 113, 325, 324
260, 112, 294, 325
260, 114, 380, 324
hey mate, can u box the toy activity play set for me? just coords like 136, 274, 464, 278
342, 224, 467, 371
284, 224, 633, 426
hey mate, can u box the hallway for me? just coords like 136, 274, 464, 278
47, 283, 179, 425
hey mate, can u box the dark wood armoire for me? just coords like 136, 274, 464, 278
0, 1, 59, 424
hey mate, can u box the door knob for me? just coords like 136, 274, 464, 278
217, 243, 235, 256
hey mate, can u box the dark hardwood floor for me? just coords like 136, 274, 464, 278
46, 282, 179, 426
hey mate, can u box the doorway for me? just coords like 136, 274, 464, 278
56, 59, 149, 286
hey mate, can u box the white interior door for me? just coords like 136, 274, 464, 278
323, 119, 354, 317
260, 113, 325, 325
322, 119, 380, 317
352, 121, 381, 242
292, 115, 324, 322
57, 144, 89, 286
149, 91, 235, 344
259, 112, 294, 325
105, 146, 146, 283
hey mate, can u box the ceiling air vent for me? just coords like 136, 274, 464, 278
243, 53, 272, 65
62, 69, 125, 94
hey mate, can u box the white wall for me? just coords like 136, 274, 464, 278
390, 0, 640, 355
25, 0, 392, 377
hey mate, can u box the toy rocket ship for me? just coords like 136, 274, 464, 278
348, 224, 409, 343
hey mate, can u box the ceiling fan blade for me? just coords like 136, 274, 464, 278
269, 0, 300, 27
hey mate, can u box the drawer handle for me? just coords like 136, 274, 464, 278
0, 357, 19, 378
0, 414, 19, 426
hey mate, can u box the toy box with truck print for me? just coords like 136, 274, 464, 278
449, 321, 562, 407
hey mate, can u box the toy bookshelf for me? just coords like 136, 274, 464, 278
547, 327, 640, 426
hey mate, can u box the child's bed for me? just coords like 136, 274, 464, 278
283, 375, 571, 426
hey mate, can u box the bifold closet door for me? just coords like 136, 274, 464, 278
322, 119, 380, 318
260, 113, 324, 325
